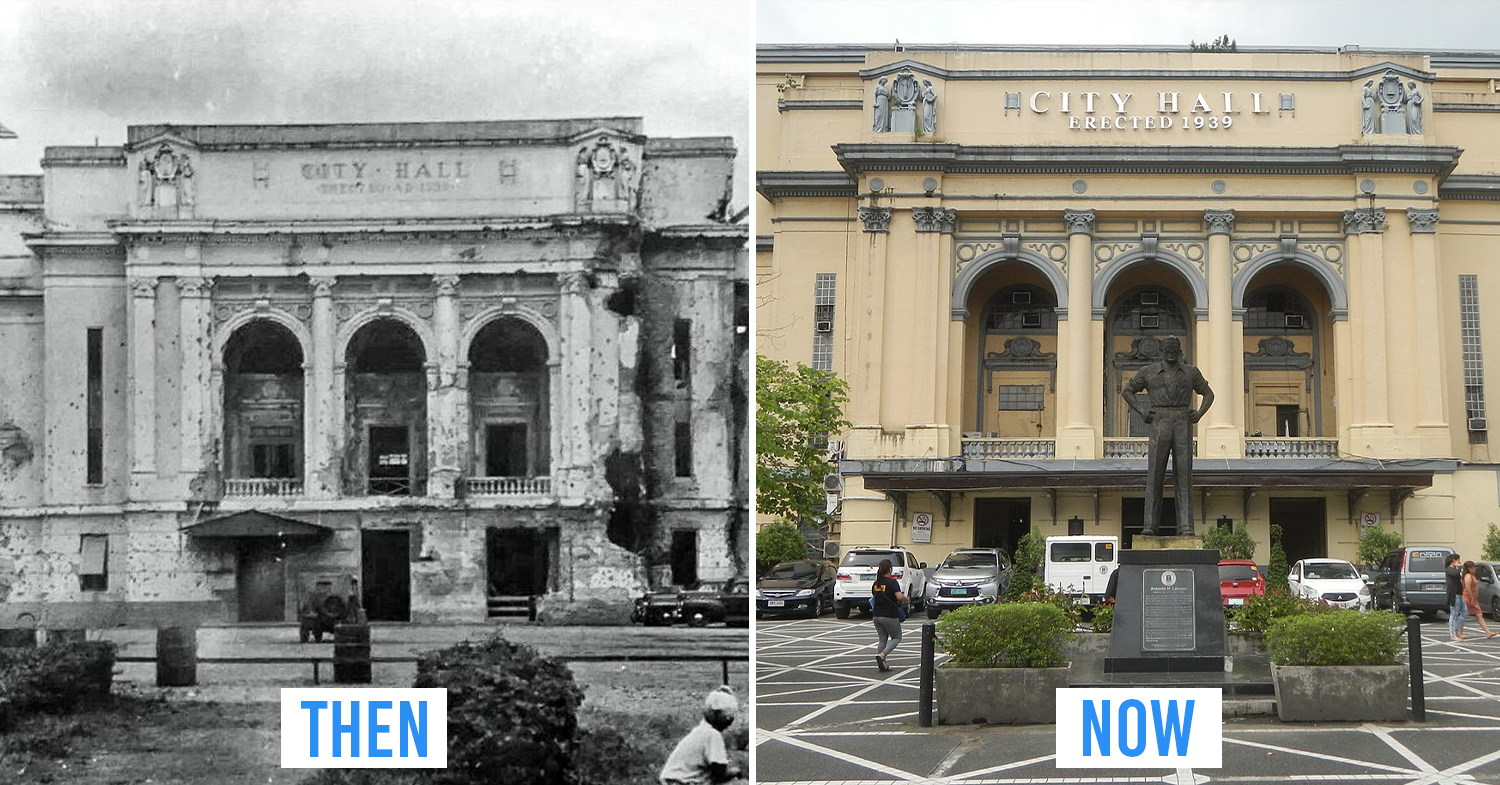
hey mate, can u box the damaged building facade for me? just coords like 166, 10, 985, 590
0, 117, 748, 625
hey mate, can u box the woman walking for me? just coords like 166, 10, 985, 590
1461, 561, 1497, 641
871, 559, 907, 672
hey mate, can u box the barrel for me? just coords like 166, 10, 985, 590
0, 628, 35, 648
155, 626, 198, 687
333, 622, 371, 684
46, 628, 86, 645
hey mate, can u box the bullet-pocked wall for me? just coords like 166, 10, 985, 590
1, 118, 748, 625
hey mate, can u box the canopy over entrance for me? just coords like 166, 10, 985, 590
181, 510, 332, 539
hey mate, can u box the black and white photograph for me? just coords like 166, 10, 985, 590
0, 1, 749, 782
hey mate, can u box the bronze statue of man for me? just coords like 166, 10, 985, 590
1122, 336, 1215, 536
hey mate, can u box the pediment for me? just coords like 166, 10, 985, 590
1350, 61, 1435, 84
125, 129, 199, 153
859, 59, 951, 81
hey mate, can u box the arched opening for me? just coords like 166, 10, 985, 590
222, 320, 304, 492
971, 284, 1059, 438
467, 317, 551, 480
1242, 270, 1337, 438
1104, 278, 1197, 438
345, 319, 428, 496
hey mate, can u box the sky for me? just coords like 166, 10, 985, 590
0, 0, 751, 205
757, 0, 1500, 50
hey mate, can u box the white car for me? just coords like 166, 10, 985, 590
1288, 558, 1372, 610
833, 547, 928, 619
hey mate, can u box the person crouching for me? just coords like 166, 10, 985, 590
660, 685, 742, 785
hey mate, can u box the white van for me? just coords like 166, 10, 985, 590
1043, 535, 1119, 605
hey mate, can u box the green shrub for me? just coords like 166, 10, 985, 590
0, 640, 116, 731
1204, 522, 1256, 561
1018, 583, 1084, 627
1267, 524, 1289, 593
1004, 530, 1046, 601
935, 602, 1071, 668
412, 635, 583, 785
756, 521, 809, 572
1226, 588, 1329, 633
1484, 523, 1500, 562
1265, 610, 1406, 666
1359, 526, 1405, 566
1090, 603, 1115, 633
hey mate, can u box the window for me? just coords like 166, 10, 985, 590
1095, 542, 1114, 561
672, 319, 691, 386
1050, 543, 1091, 563
1460, 275, 1488, 443
675, 420, 693, 477
998, 384, 1045, 411
812, 273, 836, 371
86, 328, 103, 485
485, 424, 529, 477
368, 426, 412, 495
1275, 405, 1301, 438
80, 534, 108, 591
251, 444, 296, 478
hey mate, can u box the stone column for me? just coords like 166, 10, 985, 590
177, 277, 213, 482
1407, 208, 1450, 449
850, 207, 890, 432
911, 206, 954, 455
1344, 208, 1395, 446
558, 270, 593, 499
1203, 210, 1241, 457
427, 274, 462, 498
931, 210, 958, 455
1056, 209, 1097, 460
309, 277, 338, 498
129, 277, 158, 492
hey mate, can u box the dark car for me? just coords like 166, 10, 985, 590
1218, 560, 1266, 607
631, 586, 726, 627
756, 559, 836, 619
721, 575, 750, 627
1371, 546, 1457, 616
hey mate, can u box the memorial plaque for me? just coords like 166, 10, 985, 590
1141, 568, 1195, 651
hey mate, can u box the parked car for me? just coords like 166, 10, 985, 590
833, 547, 927, 619
1287, 558, 1371, 610
925, 548, 1011, 619
1371, 545, 1457, 616
1218, 560, 1266, 606
1474, 562, 1500, 621
298, 579, 363, 643
1043, 535, 1118, 606
720, 575, 750, 627
631, 586, 726, 627
756, 559, 836, 619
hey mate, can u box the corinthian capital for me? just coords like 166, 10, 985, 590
1406, 208, 1438, 234
433, 274, 462, 296
911, 206, 957, 234
1063, 209, 1096, 236
1342, 207, 1386, 235
1204, 209, 1236, 236
309, 276, 337, 298
130, 278, 159, 298
176, 277, 212, 297
858, 206, 892, 234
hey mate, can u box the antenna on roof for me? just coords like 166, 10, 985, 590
0, 120, 16, 140
894, 38, 904, 53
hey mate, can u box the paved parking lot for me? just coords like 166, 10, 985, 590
755, 615, 1500, 785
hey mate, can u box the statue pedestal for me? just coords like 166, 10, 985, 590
1131, 535, 1206, 551
890, 107, 916, 133
1105, 549, 1228, 674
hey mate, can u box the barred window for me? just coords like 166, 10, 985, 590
998, 384, 1046, 411
1460, 275, 1488, 443
812, 273, 836, 371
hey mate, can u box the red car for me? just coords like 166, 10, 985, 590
1218, 560, 1265, 606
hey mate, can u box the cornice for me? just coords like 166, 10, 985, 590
856, 60, 1435, 82
777, 99, 864, 113
104, 215, 638, 237
832, 143, 1463, 178
756, 170, 859, 202
1439, 174, 1500, 201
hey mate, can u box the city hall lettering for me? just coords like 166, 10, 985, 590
1025, 91, 1278, 131
300, 159, 473, 196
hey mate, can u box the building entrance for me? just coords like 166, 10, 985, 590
1121, 497, 1180, 549
236, 541, 286, 622
361, 530, 411, 621
974, 498, 1031, 558
1271, 498, 1328, 567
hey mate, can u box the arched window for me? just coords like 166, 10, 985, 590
346, 319, 428, 495
222, 320, 304, 487
468, 317, 550, 478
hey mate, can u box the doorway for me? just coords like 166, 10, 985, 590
973, 498, 1031, 558
671, 530, 698, 587
1120, 497, 1180, 549
236, 541, 286, 622
485, 424, 529, 477
486, 528, 551, 597
1271, 497, 1327, 567
361, 530, 411, 621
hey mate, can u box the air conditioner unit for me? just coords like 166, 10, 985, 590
1286, 314, 1305, 328
1012, 291, 1033, 305
1140, 292, 1160, 305
1022, 312, 1042, 328
823, 473, 844, 493
1470, 417, 1489, 432
824, 439, 845, 463
815, 320, 833, 332
823, 540, 841, 559
1140, 315, 1160, 329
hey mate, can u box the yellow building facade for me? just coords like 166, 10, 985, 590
756, 45, 1500, 567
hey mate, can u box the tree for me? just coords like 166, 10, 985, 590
755, 355, 850, 532
1204, 521, 1257, 561
756, 521, 810, 572
1190, 34, 1237, 53
1484, 523, 1500, 562
1267, 523, 1289, 593
1004, 530, 1047, 601
1358, 526, 1404, 566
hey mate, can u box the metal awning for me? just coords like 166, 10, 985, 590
180, 510, 332, 539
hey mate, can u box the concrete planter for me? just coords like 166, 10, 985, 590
936, 663, 1071, 725
1271, 663, 1408, 722
1063, 632, 1110, 658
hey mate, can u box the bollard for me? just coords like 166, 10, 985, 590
156, 626, 198, 687
334, 622, 372, 684
919, 621, 935, 728
1407, 613, 1425, 722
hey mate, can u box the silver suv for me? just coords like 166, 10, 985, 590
833, 547, 928, 619
925, 548, 1012, 619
